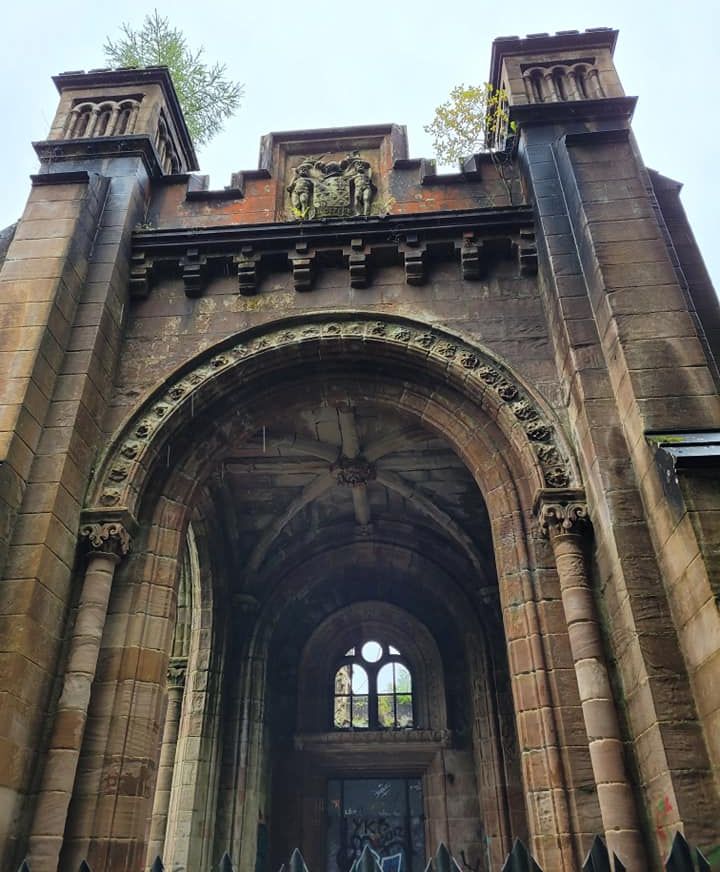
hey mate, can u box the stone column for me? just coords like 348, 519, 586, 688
146, 658, 187, 866
27, 519, 132, 871
536, 491, 646, 870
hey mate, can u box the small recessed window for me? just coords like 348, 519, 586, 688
333, 640, 414, 730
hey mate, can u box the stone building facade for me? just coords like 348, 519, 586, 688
0, 27, 718, 872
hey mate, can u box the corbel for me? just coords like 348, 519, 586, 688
234, 246, 262, 296
344, 238, 371, 289
289, 241, 316, 292
128, 251, 155, 300
516, 228, 538, 276
180, 247, 208, 297
456, 232, 487, 281
399, 233, 427, 286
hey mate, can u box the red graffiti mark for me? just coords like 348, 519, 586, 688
654, 795, 674, 847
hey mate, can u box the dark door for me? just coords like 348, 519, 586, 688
326, 777, 425, 872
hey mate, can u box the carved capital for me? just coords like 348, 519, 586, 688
167, 657, 188, 688
535, 489, 590, 539
79, 521, 132, 560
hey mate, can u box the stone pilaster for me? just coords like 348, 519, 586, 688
536, 490, 646, 870
27, 519, 132, 872
146, 658, 187, 867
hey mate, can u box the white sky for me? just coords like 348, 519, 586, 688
1, 0, 718, 289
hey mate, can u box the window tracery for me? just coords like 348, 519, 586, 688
333, 639, 413, 730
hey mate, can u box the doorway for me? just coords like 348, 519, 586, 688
326, 777, 425, 872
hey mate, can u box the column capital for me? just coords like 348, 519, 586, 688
79, 521, 132, 560
534, 488, 591, 539
168, 657, 188, 688
79, 507, 137, 560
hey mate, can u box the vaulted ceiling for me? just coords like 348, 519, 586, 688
208, 398, 498, 599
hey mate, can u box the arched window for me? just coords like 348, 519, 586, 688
552, 68, 568, 101
333, 640, 413, 729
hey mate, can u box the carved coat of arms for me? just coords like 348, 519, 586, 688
287, 152, 376, 219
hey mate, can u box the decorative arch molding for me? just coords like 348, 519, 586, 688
89, 314, 580, 517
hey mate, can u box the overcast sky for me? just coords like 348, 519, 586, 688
2, 0, 718, 289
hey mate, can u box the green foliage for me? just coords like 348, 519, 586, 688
424, 83, 516, 165
104, 10, 243, 147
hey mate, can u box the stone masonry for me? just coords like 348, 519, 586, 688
0, 28, 718, 872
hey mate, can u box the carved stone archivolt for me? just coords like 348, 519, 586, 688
79, 521, 132, 559
90, 317, 577, 513
287, 152, 376, 219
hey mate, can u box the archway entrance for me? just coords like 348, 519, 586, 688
209, 382, 526, 872
66, 317, 594, 872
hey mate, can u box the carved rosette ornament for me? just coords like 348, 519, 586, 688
79, 522, 132, 560
92, 318, 576, 513
332, 456, 376, 488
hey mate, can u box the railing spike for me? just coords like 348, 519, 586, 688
218, 851, 235, 872
666, 832, 694, 872
150, 856, 165, 872
288, 848, 309, 872
357, 844, 383, 872
78, 862, 93, 872
501, 839, 542, 872
435, 843, 452, 872
582, 836, 611, 872
696, 846, 711, 872
16, 861, 30, 872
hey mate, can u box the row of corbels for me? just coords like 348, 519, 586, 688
129, 230, 538, 300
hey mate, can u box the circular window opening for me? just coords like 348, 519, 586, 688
361, 640, 383, 663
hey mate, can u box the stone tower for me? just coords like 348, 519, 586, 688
0, 28, 718, 872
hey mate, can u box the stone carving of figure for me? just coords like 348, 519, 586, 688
287, 160, 315, 218
347, 153, 374, 217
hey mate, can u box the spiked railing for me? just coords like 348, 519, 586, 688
13, 831, 716, 871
